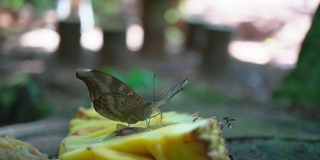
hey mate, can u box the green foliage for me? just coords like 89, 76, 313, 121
164, 8, 180, 24
0, 73, 29, 108
92, 0, 120, 16
101, 67, 154, 89
0, 72, 51, 126
125, 68, 155, 89
0, 0, 24, 10
101, 66, 126, 82
0, 0, 55, 15
273, 5, 320, 107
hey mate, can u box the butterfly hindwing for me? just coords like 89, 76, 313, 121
92, 94, 146, 123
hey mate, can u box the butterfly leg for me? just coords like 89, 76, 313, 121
146, 118, 151, 130
149, 112, 160, 118
146, 109, 160, 129
157, 108, 165, 127
144, 108, 152, 129
152, 108, 165, 127
148, 108, 165, 126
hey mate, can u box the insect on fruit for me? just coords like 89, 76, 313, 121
76, 69, 188, 128
223, 117, 236, 128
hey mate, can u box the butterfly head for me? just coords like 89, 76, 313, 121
143, 101, 160, 128
143, 101, 155, 116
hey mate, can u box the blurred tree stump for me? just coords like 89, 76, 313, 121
273, 5, 320, 107
99, 29, 128, 67
140, 0, 170, 58
184, 21, 233, 75
184, 20, 206, 51
56, 21, 81, 63
200, 25, 233, 75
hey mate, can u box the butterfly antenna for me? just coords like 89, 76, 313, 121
146, 73, 158, 129
152, 73, 164, 127
153, 73, 156, 102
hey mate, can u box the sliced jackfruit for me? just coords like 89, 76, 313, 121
59, 107, 230, 160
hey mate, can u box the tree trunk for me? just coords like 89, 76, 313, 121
56, 21, 81, 63
99, 29, 128, 67
273, 4, 320, 106
200, 25, 233, 75
140, 0, 170, 58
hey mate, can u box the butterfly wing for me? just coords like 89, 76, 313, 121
153, 79, 188, 108
91, 94, 147, 123
76, 69, 146, 124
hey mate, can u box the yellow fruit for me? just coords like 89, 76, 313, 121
59, 107, 230, 160
0, 136, 51, 160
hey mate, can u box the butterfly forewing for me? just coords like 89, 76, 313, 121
152, 79, 188, 108
76, 69, 143, 102
76, 69, 146, 124
143, 79, 188, 128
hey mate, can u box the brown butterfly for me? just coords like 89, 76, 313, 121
76, 69, 188, 128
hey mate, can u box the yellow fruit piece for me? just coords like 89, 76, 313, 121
0, 136, 51, 160
59, 107, 230, 160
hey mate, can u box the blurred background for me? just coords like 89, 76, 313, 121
1, 0, 320, 159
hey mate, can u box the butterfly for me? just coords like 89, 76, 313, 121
76, 69, 188, 128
